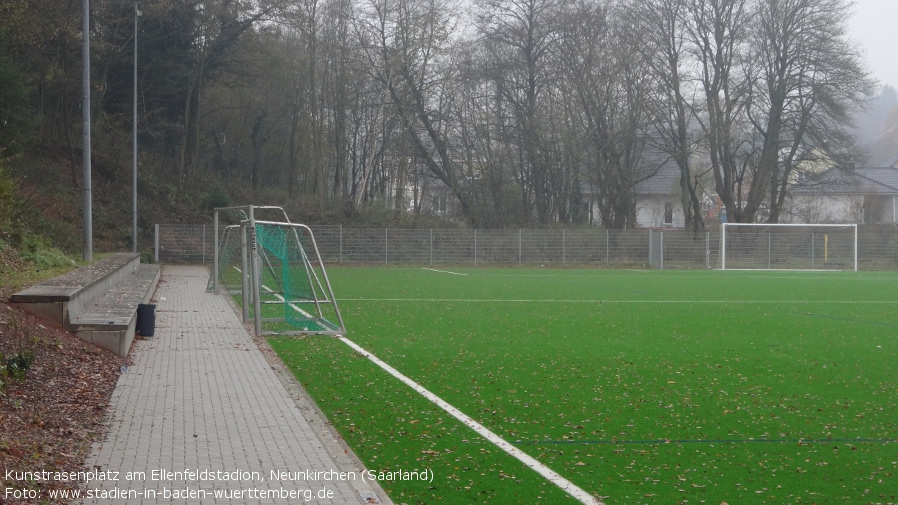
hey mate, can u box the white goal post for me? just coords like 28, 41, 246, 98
720, 223, 858, 271
208, 205, 345, 337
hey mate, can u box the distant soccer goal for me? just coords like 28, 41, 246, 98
209, 205, 345, 336
720, 223, 857, 271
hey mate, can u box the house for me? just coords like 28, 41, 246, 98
631, 155, 716, 229
401, 152, 718, 228
633, 161, 684, 228
785, 167, 898, 224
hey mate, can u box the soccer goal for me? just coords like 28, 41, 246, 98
209, 205, 345, 336
720, 223, 857, 271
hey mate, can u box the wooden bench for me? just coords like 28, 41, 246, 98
10, 253, 161, 356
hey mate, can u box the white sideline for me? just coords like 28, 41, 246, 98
422, 267, 469, 276
337, 336, 605, 505
246, 270, 602, 503
235, 266, 320, 320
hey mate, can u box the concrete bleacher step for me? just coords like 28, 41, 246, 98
70, 263, 161, 356
10, 253, 161, 356
10, 253, 142, 324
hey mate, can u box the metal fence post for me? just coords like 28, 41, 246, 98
562, 229, 566, 265
385, 228, 389, 265
474, 229, 477, 266
705, 232, 710, 269
430, 229, 433, 266
339, 225, 343, 264
213, 212, 219, 291
519, 229, 522, 265
154, 223, 159, 263
811, 232, 815, 269
721, 224, 727, 270
605, 229, 610, 265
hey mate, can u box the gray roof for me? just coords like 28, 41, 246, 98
577, 151, 681, 196
635, 153, 680, 196
791, 167, 898, 195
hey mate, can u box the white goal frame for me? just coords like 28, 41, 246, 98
210, 205, 345, 337
720, 223, 857, 271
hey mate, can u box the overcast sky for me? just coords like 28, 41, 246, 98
848, 0, 898, 90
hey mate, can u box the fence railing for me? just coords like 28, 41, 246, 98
154, 224, 898, 270
154, 224, 214, 265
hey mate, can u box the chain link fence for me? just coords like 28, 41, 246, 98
154, 224, 215, 264
154, 224, 898, 270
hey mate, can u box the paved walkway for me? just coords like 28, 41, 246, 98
85, 266, 387, 504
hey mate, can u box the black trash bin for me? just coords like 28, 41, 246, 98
136, 303, 156, 336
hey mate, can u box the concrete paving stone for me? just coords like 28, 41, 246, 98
84, 265, 389, 505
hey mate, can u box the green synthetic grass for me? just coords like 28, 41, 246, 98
266, 268, 898, 504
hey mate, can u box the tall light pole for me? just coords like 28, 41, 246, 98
82, 0, 92, 262
132, 1, 139, 253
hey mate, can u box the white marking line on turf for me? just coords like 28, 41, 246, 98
422, 268, 469, 276
337, 336, 605, 505
259, 283, 318, 319
235, 266, 320, 319
251, 269, 599, 501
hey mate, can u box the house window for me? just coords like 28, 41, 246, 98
664, 203, 673, 225
432, 194, 447, 215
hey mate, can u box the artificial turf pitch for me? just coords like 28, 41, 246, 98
263, 268, 898, 504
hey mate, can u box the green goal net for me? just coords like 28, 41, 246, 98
254, 222, 341, 332
256, 224, 328, 331
209, 205, 345, 336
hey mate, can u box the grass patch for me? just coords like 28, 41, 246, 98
267, 268, 898, 504
270, 335, 579, 504
0, 240, 80, 300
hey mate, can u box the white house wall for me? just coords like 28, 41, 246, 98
636, 196, 685, 228
784, 194, 864, 224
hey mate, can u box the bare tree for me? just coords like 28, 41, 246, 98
626, 0, 706, 231
354, 0, 478, 222
683, 0, 753, 223
175, 0, 279, 186
555, 0, 655, 229
476, 0, 566, 224
745, 0, 874, 222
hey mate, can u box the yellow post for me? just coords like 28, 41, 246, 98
824, 234, 829, 264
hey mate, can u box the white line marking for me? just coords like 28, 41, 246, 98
234, 265, 320, 319
422, 268, 469, 276
259, 283, 319, 320
259, 269, 602, 502
337, 336, 604, 505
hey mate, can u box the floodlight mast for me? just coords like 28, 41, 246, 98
132, 1, 139, 253
82, 0, 92, 262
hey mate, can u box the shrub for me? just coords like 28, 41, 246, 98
5, 350, 34, 380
